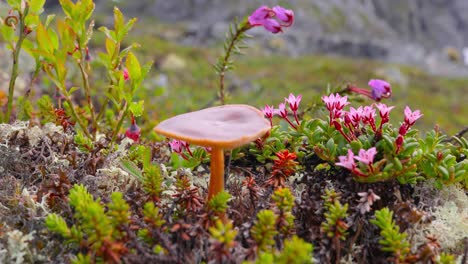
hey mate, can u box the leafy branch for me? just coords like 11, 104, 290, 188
213, 19, 252, 105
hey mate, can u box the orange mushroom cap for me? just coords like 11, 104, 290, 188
154, 104, 270, 149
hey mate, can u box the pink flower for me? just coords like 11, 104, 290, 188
357, 190, 381, 214
354, 147, 377, 166
285, 93, 302, 112
361, 106, 376, 131
262, 104, 276, 119
123, 68, 130, 81
262, 104, 275, 127
346, 106, 363, 127
368, 79, 391, 101
336, 149, 356, 170
404, 106, 423, 126
277, 102, 288, 118
272, 6, 294, 27
248, 5, 294, 34
375, 103, 394, 120
322, 93, 349, 111
169, 139, 184, 153
248, 6, 275, 26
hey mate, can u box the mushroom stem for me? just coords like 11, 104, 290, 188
208, 147, 225, 200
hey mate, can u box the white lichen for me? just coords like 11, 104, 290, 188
411, 181, 468, 254
96, 167, 140, 195
19, 187, 50, 216
0, 121, 29, 147
0, 230, 34, 264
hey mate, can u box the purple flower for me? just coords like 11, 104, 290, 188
262, 19, 282, 33
354, 147, 377, 166
404, 106, 423, 126
336, 149, 356, 170
248, 6, 275, 26
272, 6, 294, 27
368, 79, 392, 101
248, 5, 294, 34
285, 93, 302, 112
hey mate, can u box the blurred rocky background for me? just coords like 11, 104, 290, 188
44, 0, 468, 77
1, 0, 467, 134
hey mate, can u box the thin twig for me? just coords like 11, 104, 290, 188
6, 5, 30, 123
441, 126, 468, 143
77, 59, 97, 139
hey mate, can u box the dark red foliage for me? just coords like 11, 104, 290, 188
54, 108, 75, 131
173, 176, 203, 212
266, 149, 299, 188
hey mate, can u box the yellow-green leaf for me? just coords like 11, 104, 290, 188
30, 0, 46, 13
126, 52, 141, 82
36, 23, 54, 53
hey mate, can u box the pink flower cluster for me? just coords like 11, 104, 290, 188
322, 93, 395, 143
262, 93, 302, 129
248, 5, 294, 33
336, 147, 378, 177
395, 106, 423, 152
348, 79, 392, 101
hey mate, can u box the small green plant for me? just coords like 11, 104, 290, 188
371, 207, 411, 262
46, 184, 130, 262
1, 0, 151, 144
121, 145, 165, 202
0, 0, 46, 122
209, 219, 238, 262
271, 187, 295, 237
137, 202, 166, 246
254, 236, 314, 264
250, 209, 278, 253
320, 188, 349, 263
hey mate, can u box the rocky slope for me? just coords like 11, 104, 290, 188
88, 0, 468, 77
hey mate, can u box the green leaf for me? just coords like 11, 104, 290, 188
126, 52, 141, 82
30, 0, 46, 13
113, 7, 124, 40
45, 14, 56, 27
36, 23, 54, 53
119, 160, 143, 181
59, 0, 75, 19
129, 100, 144, 117
437, 165, 450, 180
7, 0, 21, 9
45, 213, 70, 237
99, 26, 116, 42
393, 157, 403, 171
0, 22, 16, 43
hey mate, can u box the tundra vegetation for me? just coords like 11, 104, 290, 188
0, 1, 467, 263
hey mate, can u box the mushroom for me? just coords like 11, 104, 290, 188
154, 104, 270, 199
